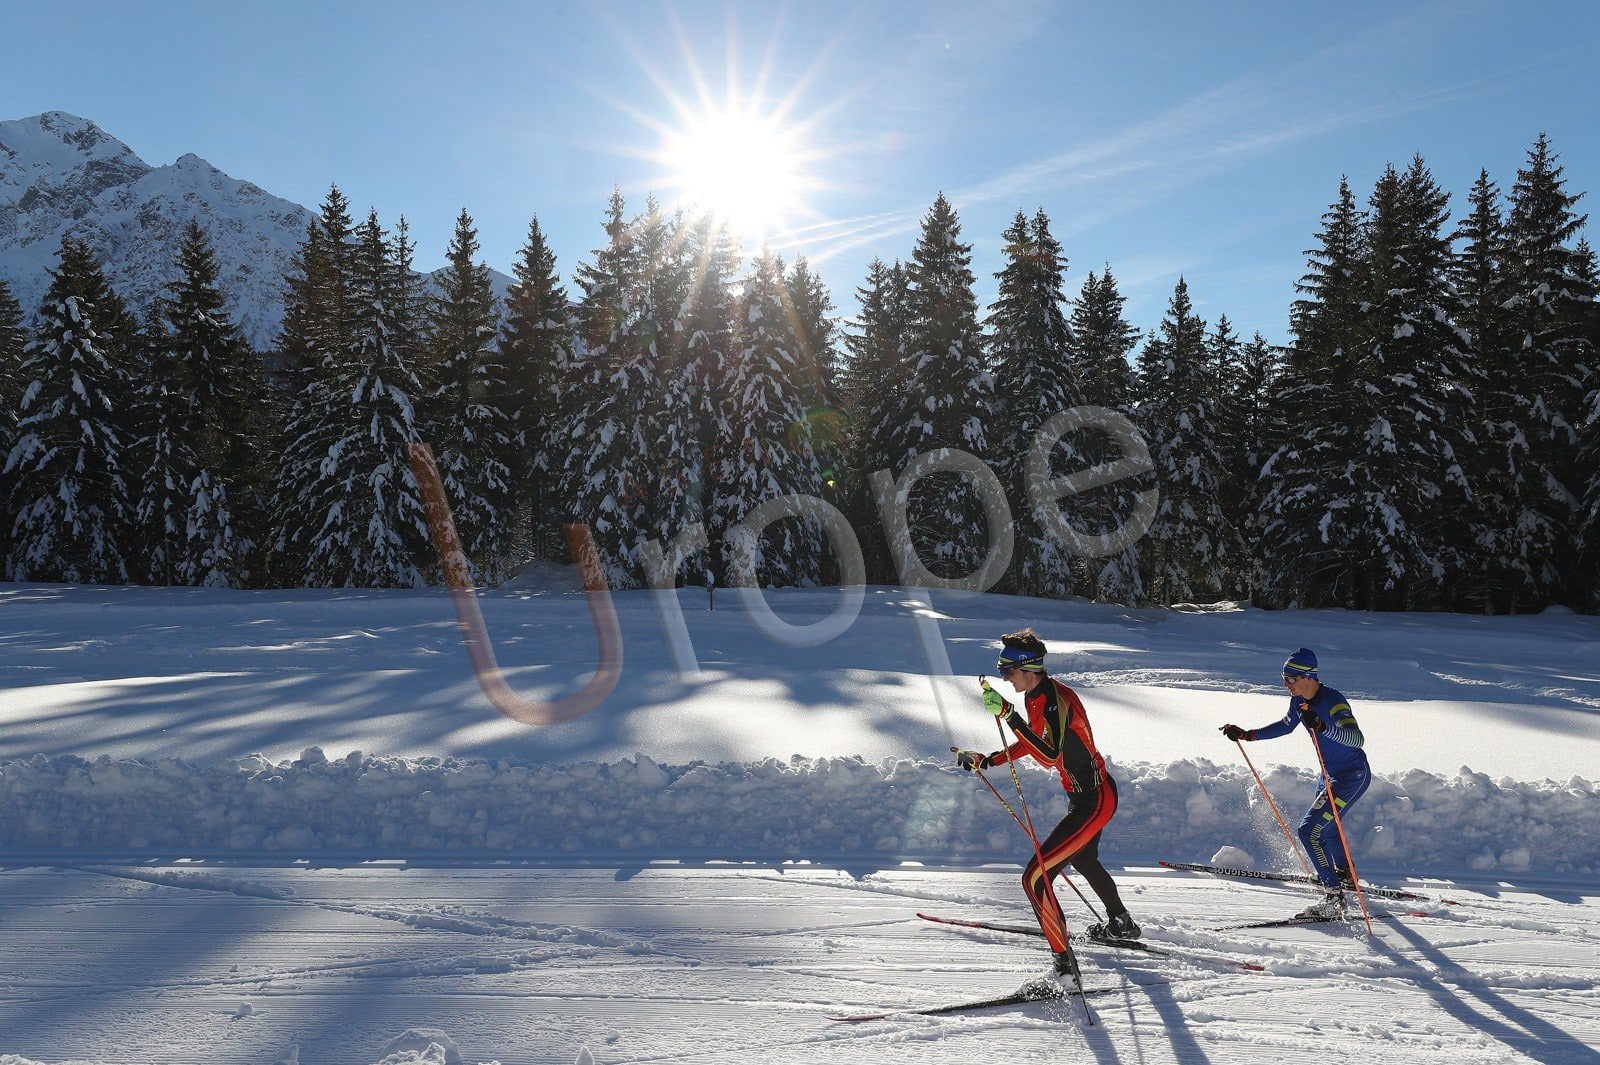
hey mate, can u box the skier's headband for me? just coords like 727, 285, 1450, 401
996, 646, 1046, 673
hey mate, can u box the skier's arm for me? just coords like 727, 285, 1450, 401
1000, 695, 1065, 763
1323, 701, 1365, 749
984, 734, 1033, 767
1247, 704, 1301, 742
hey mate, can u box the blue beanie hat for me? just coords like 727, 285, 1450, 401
1283, 647, 1318, 679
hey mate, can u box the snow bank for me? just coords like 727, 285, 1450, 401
1, 750, 1593, 878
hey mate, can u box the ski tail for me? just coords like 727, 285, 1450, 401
829, 979, 1162, 1023
916, 912, 1266, 972
1159, 859, 1435, 902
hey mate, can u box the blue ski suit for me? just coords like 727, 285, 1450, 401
1250, 684, 1370, 887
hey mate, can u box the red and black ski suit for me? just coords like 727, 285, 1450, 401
985, 676, 1126, 951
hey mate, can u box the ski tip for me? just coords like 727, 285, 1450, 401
1242, 962, 1267, 971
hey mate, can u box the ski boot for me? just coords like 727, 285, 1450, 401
1296, 888, 1347, 920
1334, 865, 1357, 891
1087, 911, 1141, 941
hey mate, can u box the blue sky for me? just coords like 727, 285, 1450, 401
5, 0, 1595, 344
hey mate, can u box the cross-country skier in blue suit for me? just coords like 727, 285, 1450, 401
1220, 648, 1369, 918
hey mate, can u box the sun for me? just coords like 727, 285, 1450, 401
661, 103, 809, 241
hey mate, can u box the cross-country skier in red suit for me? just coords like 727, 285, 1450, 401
953, 628, 1138, 977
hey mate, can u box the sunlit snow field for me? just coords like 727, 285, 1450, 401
1, 579, 1597, 1063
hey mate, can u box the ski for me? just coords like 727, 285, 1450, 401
1158, 860, 1442, 902
916, 912, 1266, 972
828, 978, 1141, 1023
1215, 909, 1430, 931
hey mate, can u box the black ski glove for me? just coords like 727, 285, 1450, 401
953, 748, 989, 772
1220, 723, 1253, 742
1298, 703, 1324, 732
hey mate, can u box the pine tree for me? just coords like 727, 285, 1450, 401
565, 189, 658, 587
990, 209, 1080, 598
131, 307, 195, 584
679, 215, 741, 583
1260, 179, 1369, 608
1205, 314, 1248, 587
5, 242, 133, 582
423, 209, 515, 581
0, 278, 26, 565
1135, 278, 1239, 603
1451, 170, 1518, 610
499, 214, 572, 560
157, 220, 263, 587
1067, 266, 1145, 602
633, 198, 698, 558
271, 187, 356, 582
880, 194, 995, 580
1347, 157, 1474, 609
839, 258, 913, 583
275, 203, 428, 588
710, 248, 824, 586
300, 210, 430, 586
786, 256, 846, 507
1232, 333, 1282, 598
1501, 134, 1594, 608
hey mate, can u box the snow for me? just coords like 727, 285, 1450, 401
1, 581, 1598, 1060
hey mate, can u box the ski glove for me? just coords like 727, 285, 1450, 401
979, 680, 1011, 718
1297, 703, 1324, 732
954, 749, 989, 772
1220, 723, 1254, 742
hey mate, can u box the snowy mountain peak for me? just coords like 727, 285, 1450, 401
0, 111, 512, 349
0, 111, 312, 346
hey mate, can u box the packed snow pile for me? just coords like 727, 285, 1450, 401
1, 749, 1592, 877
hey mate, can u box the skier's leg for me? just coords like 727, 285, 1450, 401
1022, 785, 1116, 947
1321, 766, 1372, 874
1298, 797, 1339, 887
1069, 832, 1129, 918
1066, 781, 1128, 917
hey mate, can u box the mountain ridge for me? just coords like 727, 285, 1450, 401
0, 111, 510, 349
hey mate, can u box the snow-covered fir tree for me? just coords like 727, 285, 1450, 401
1260, 178, 1368, 608
1451, 169, 1520, 610
878, 194, 996, 580
130, 308, 195, 584
1066, 266, 1145, 602
1231, 333, 1282, 598
709, 248, 824, 587
840, 258, 913, 583
565, 190, 659, 587
0, 277, 26, 564
1203, 314, 1249, 587
632, 198, 698, 560
499, 214, 572, 559
1500, 134, 1594, 608
989, 209, 1081, 598
156, 220, 262, 587
667, 213, 740, 582
308, 209, 430, 586
422, 209, 514, 582
5, 243, 134, 582
1136, 278, 1240, 603
1346, 158, 1475, 609
271, 187, 356, 582
786, 256, 846, 507
275, 201, 429, 587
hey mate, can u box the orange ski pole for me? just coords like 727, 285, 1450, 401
1235, 739, 1315, 877
1306, 729, 1373, 936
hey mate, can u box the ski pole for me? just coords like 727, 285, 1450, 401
1305, 729, 1374, 936
1235, 739, 1315, 877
